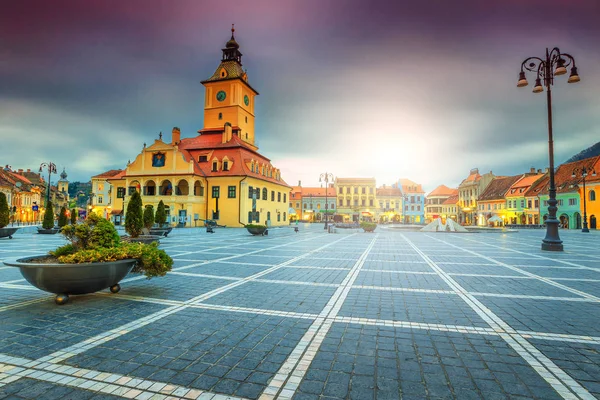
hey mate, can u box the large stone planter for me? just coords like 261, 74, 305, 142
246, 226, 267, 236
37, 228, 59, 234
3, 256, 137, 305
149, 227, 172, 237
0, 227, 19, 239
121, 235, 161, 244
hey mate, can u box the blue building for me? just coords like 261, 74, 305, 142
398, 178, 425, 224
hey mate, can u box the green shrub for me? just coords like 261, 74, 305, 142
155, 200, 167, 227
58, 206, 68, 227
360, 222, 377, 231
51, 213, 172, 279
245, 224, 267, 229
70, 208, 77, 224
143, 204, 155, 230
0, 192, 9, 228
125, 191, 143, 238
42, 201, 55, 229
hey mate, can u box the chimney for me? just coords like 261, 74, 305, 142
27, 169, 31, 172
171, 127, 181, 145
530, 167, 535, 174
18, 169, 23, 173
537, 169, 542, 173
222, 122, 232, 143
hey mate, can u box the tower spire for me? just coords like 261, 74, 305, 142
222, 25, 242, 64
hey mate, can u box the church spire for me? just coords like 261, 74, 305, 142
222, 24, 243, 65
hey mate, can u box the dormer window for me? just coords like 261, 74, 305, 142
218, 113, 223, 120
212, 161, 218, 172
223, 161, 229, 171
199, 155, 208, 162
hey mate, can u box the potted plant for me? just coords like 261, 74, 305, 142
58, 206, 68, 228
38, 201, 59, 234
360, 221, 377, 232
151, 200, 172, 237
3, 214, 173, 305
0, 192, 18, 239
246, 223, 268, 236
70, 208, 77, 225
123, 191, 160, 244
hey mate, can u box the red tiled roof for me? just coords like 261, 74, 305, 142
535, 156, 600, 195
398, 178, 424, 193
427, 185, 457, 197
93, 169, 123, 179
376, 187, 402, 196
300, 187, 336, 197
442, 194, 459, 205
478, 175, 522, 201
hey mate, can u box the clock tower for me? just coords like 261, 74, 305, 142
201, 25, 259, 146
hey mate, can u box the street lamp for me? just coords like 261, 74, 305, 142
572, 166, 596, 233
517, 47, 580, 251
319, 172, 334, 229
39, 162, 57, 208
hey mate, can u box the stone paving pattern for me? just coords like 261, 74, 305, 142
0, 225, 599, 399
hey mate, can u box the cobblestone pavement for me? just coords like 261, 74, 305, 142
0, 225, 599, 399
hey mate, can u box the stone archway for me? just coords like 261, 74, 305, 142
559, 214, 569, 229
160, 180, 172, 196
176, 179, 189, 196
574, 212, 581, 229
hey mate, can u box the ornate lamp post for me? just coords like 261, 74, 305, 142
39, 162, 57, 208
319, 172, 334, 229
517, 47, 580, 251
572, 166, 596, 233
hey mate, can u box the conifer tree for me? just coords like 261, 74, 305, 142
42, 201, 55, 229
125, 191, 143, 237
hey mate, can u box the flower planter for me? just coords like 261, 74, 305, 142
37, 228, 59, 234
149, 227, 172, 237
0, 227, 19, 239
121, 235, 161, 244
3, 256, 137, 305
246, 226, 267, 236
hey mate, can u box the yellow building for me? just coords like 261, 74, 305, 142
334, 178, 377, 222
425, 185, 457, 223
375, 186, 403, 223
100, 28, 291, 228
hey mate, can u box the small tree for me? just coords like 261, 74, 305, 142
42, 201, 55, 229
70, 208, 77, 224
58, 206, 68, 227
143, 204, 155, 230
0, 192, 9, 228
125, 191, 143, 238
155, 200, 167, 227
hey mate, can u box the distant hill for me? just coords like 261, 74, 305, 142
565, 141, 600, 163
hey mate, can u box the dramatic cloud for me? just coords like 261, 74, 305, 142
1, 0, 599, 191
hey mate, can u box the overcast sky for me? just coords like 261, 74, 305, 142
1, 0, 599, 193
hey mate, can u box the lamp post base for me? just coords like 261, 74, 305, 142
541, 241, 564, 251
582, 227, 590, 233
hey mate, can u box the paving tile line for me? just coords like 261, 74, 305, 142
119, 230, 328, 285
457, 235, 600, 273
39, 234, 357, 367
402, 234, 594, 400
0, 230, 331, 315
0, 356, 247, 400
260, 235, 378, 400
94, 290, 600, 347
425, 235, 600, 302
493, 234, 600, 257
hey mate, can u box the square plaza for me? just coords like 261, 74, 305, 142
0, 226, 599, 399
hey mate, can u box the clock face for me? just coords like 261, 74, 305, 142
244, 95, 249, 106
216, 90, 226, 102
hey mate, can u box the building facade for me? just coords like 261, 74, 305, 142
425, 185, 457, 223
376, 186, 403, 223
98, 28, 291, 228
457, 168, 494, 225
398, 179, 425, 224
440, 194, 459, 223
477, 175, 521, 226
334, 178, 377, 222
504, 172, 545, 225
